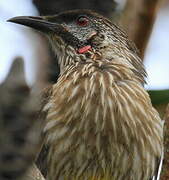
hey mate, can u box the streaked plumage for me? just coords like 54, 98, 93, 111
9, 10, 163, 180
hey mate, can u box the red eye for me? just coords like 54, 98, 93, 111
76, 16, 89, 26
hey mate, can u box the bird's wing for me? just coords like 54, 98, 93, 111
152, 119, 164, 180
36, 144, 49, 178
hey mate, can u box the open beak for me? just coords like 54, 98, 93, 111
7, 16, 63, 33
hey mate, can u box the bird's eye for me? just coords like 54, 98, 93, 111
76, 16, 89, 26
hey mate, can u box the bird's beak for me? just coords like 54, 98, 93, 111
7, 16, 63, 33
7, 15, 85, 48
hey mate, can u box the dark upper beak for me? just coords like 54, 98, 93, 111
7, 16, 63, 33
7, 15, 84, 48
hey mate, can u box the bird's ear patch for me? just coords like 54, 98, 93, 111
77, 45, 91, 54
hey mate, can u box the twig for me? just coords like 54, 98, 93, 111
161, 104, 169, 180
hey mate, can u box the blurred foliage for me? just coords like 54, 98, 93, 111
149, 89, 169, 105
148, 89, 169, 117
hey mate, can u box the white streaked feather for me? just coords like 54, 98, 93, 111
44, 119, 59, 132
44, 52, 163, 179
67, 85, 79, 101
43, 102, 53, 111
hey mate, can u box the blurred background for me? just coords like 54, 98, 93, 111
144, 0, 169, 90
0, 0, 48, 85
0, 0, 169, 113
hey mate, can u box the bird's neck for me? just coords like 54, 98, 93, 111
58, 52, 145, 85
49, 35, 146, 84
44, 57, 162, 179
53, 41, 146, 84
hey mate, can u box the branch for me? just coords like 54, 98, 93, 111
119, 0, 160, 58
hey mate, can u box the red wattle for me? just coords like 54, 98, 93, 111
78, 45, 91, 54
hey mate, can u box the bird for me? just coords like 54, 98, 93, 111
8, 10, 163, 180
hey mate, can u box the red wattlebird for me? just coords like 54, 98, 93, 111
8, 10, 163, 180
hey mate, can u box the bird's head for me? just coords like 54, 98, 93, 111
8, 10, 146, 82
8, 10, 102, 54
